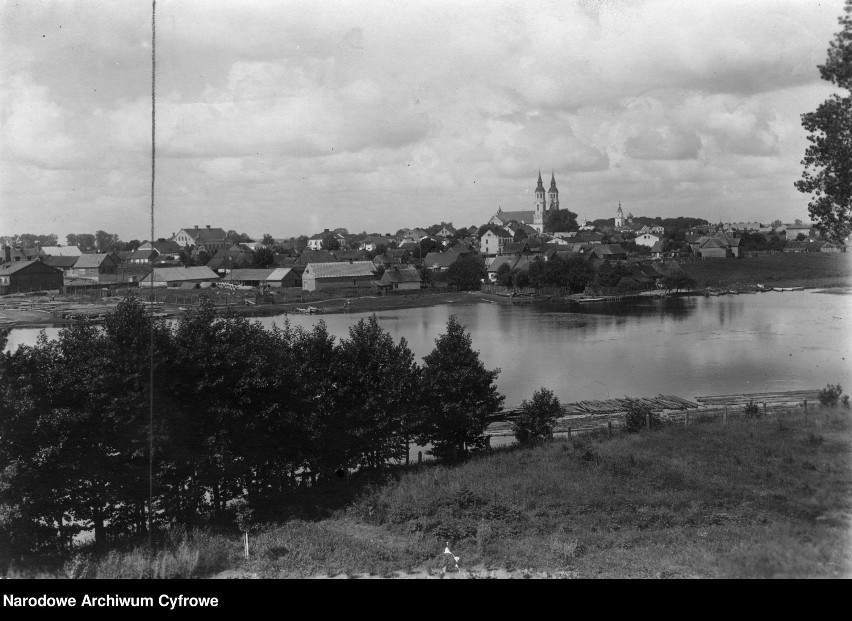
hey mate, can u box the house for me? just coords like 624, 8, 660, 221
1, 246, 38, 263
374, 266, 422, 292
635, 233, 661, 248
436, 224, 457, 237
499, 241, 531, 256
584, 244, 627, 268
307, 229, 330, 250
479, 226, 513, 256
139, 239, 182, 257
43, 255, 79, 275
695, 237, 730, 259
650, 240, 665, 259
172, 225, 229, 253
819, 241, 846, 253
302, 261, 376, 291
638, 224, 666, 235
422, 250, 464, 271
486, 255, 519, 282
784, 223, 815, 240
142, 266, 220, 287
126, 248, 159, 267
358, 235, 395, 252
292, 249, 338, 271
207, 246, 254, 275
68, 253, 119, 281
784, 240, 826, 253
222, 268, 301, 288
0, 260, 64, 294
40, 245, 82, 257
724, 222, 762, 232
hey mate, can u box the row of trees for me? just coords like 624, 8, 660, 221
0, 299, 504, 552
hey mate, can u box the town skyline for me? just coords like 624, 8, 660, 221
0, 0, 845, 242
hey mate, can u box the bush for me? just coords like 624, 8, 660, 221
513, 387, 561, 445
624, 402, 660, 433
818, 384, 843, 407
743, 400, 760, 418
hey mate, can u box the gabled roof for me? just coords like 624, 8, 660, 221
140, 239, 182, 254
0, 260, 63, 275
422, 251, 462, 269
41, 245, 82, 257
43, 255, 79, 269
333, 250, 366, 262
487, 255, 518, 273
128, 249, 159, 260
223, 268, 277, 281
500, 242, 530, 255
304, 261, 375, 278
178, 226, 228, 242
73, 253, 115, 268
492, 210, 536, 224
152, 266, 219, 281
379, 266, 422, 284
294, 249, 337, 267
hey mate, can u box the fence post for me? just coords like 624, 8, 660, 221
567, 426, 571, 439
417, 451, 423, 464
685, 411, 689, 426
723, 405, 727, 425
608, 420, 613, 438
645, 413, 651, 430
763, 402, 767, 419
804, 399, 808, 414
485, 435, 492, 451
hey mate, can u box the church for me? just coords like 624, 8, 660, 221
489, 171, 560, 234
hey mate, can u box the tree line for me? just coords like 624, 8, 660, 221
0, 298, 504, 552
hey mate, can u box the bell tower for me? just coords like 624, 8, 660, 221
615, 202, 624, 228
548, 171, 559, 211
533, 171, 546, 232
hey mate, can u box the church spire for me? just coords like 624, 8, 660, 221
536, 170, 544, 191
550, 170, 556, 189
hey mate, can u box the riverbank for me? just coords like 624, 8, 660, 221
681, 252, 852, 290
25, 404, 849, 579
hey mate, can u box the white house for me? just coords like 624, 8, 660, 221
635, 233, 661, 248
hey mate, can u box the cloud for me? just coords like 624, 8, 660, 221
625, 127, 702, 161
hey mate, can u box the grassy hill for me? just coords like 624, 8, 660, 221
681, 252, 852, 289
37, 405, 850, 579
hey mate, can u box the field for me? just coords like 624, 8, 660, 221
31, 406, 851, 579
681, 252, 852, 289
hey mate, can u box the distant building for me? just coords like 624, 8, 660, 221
172, 225, 229, 253
635, 233, 660, 248
0, 260, 64, 294
374, 266, 422, 292
302, 261, 376, 291
142, 266, 220, 287
68, 254, 119, 281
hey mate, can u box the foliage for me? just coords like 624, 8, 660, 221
795, 1, 852, 242
251, 246, 275, 268
624, 402, 659, 432
818, 383, 844, 407
445, 255, 486, 290
513, 387, 561, 445
323, 234, 341, 251
66, 233, 96, 252
261, 233, 275, 246
417, 316, 504, 460
594, 262, 629, 287
0, 233, 59, 248
659, 267, 697, 292
743, 401, 761, 418
545, 209, 579, 233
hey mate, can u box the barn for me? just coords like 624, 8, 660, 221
302, 261, 375, 291
0, 260, 64, 294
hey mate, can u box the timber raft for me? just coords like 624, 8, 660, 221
485, 389, 823, 437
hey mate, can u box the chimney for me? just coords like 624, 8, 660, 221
194, 225, 199, 230
206, 225, 211, 229
3, 246, 10, 264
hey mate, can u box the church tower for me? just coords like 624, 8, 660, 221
533, 170, 546, 232
548, 171, 559, 211
615, 202, 624, 228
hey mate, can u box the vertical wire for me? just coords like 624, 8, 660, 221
148, 0, 156, 562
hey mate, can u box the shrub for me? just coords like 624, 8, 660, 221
743, 400, 760, 418
842, 395, 850, 409
513, 387, 562, 445
624, 402, 659, 432
818, 384, 843, 407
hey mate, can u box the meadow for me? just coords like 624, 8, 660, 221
26, 405, 849, 579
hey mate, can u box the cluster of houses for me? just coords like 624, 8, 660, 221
1, 203, 848, 296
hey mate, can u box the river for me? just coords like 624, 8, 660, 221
5, 290, 851, 406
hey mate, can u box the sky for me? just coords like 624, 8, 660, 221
0, 0, 847, 243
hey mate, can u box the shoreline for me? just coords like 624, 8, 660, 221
1, 282, 850, 331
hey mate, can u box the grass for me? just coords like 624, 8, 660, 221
681, 252, 852, 289
10, 407, 851, 578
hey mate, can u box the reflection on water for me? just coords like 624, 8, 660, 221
5, 292, 851, 406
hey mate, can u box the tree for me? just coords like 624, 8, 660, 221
546, 209, 579, 233
67, 233, 95, 251
94, 230, 121, 252
795, 1, 852, 242
495, 262, 512, 286
418, 316, 504, 461
445, 255, 485, 290
512, 387, 561, 445
252, 247, 275, 268
323, 234, 341, 251
262, 233, 275, 246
